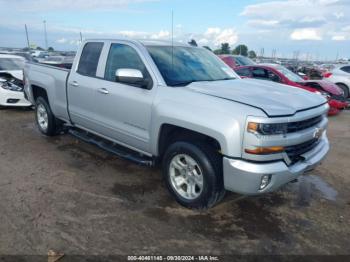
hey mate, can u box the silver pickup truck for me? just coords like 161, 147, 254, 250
24, 39, 329, 209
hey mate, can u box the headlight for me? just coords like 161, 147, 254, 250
247, 122, 288, 135
0, 81, 23, 92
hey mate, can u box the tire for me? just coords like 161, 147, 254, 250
162, 141, 225, 209
35, 97, 60, 136
336, 83, 349, 98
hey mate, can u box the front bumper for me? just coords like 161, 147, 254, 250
328, 99, 349, 110
223, 136, 329, 195
0, 88, 32, 107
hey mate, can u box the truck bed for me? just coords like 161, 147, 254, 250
24, 62, 71, 121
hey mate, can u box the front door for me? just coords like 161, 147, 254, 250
90, 42, 156, 153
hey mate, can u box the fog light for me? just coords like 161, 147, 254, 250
259, 175, 271, 190
7, 99, 19, 104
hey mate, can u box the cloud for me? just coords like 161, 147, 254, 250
247, 20, 279, 28
56, 38, 68, 44
151, 30, 170, 39
242, 0, 350, 41
290, 28, 322, 40
332, 35, 346, 41
204, 27, 238, 46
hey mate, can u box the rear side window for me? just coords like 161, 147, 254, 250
77, 42, 103, 77
341, 66, 350, 73
104, 43, 150, 82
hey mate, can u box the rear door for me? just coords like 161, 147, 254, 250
67, 42, 104, 130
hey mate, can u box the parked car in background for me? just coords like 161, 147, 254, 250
0, 51, 37, 62
40, 56, 74, 69
25, 39, 329, 209
219, 55, 255, 69
31, 50, 49, 58
324, 65, 350, 98
297, 66, 323, 80
0, 54, 31, 107
234, 64, 348, 115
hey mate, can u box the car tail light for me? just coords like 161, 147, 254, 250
323, 72, 332, 78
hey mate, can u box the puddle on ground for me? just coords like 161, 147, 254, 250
290, 175, 338, 206
143, 195, 290, 243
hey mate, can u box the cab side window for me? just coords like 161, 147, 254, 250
77, 42, 104, 77
105, 43, 150, 83
252, 67, 268, 79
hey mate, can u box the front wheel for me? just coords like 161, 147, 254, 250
35, 97, 60, 136
162, 141, 225, 209
336, 83, 349, 98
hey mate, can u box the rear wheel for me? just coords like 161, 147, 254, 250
336, 83, 349, 98
35, 97, 60, 136
162, 141, 225, 209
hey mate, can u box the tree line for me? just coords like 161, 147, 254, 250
188, 39, 257, 59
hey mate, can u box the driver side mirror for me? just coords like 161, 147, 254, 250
115, 69, 151, 89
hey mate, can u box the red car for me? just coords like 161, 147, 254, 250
231, 64, 348, 116
218, 55, 255, 69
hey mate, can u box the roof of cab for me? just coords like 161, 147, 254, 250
85, 38, 191, 47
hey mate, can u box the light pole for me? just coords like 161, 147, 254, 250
43, 20, 48, 50
25, 24, 30, 49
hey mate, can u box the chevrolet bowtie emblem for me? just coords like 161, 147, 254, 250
314, 128, 324, 139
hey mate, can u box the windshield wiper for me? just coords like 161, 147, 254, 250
170, 77, 235, 87
171, 80, 199, 87
215, 77, 236, 81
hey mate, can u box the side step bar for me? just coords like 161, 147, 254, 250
68, 128, 155, 166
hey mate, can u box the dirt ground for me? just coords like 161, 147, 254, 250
0, 108, 349, 258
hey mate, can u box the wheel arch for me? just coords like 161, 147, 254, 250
157, 123, 222, 160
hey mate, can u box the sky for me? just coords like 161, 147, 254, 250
0, 0, 349, 60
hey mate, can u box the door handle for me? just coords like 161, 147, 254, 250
98, 88, 109, 95
70, 81, 79, 87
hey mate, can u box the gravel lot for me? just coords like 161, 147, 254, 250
0, 108, 349, 257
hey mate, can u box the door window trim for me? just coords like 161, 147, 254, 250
98, 41, 155, 90
76, 42, 104, 77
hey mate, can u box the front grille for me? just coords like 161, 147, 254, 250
285, 138, 320, 164
286, 115, 323, 133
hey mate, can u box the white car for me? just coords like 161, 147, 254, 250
0, 54, 32, 107
326, 65, 350, 98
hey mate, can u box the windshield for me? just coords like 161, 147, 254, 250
275, 65, 304, 82
235, 56, 255, 66
146, 46, 236, 86
0, 58, 25, 71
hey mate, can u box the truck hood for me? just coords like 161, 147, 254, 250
186, 78, 326, 117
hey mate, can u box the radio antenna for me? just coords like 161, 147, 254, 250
171, 10, 174, 72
